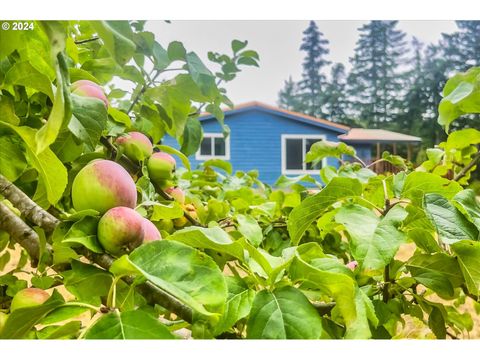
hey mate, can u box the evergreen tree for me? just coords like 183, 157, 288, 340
347, 21, 407, 128
441, 21, 480, 72
297, 21, 331, 117
278, 76, 302, 111
322, 63, 351, 124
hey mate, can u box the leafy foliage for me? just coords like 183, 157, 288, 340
1, 20, 480, 341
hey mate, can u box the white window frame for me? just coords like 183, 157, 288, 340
281, 134, 327, 175
196, 133, 231, 161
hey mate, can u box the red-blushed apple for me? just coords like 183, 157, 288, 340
142, 218, 162, 242
165, 187, 185, 204
71, 80, 109, 107
10, 288, 50, 312
72, 160, 137, 214
147, 152, 176, 185
115, 132, 153, 162
97, 206, 144, 256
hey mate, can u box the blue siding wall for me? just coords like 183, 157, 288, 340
162, 109, 371, 185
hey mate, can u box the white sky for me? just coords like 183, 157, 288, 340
145, 20, 458, 106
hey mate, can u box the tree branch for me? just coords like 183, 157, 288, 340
0, 174, 58, 233
454, 150, 480, 182
0, 202, 45, 266
0, 173, 194, 323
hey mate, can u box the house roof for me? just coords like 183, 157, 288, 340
200, 102, 422, 143
199, 101, 351, 133
338, 128, 422, 143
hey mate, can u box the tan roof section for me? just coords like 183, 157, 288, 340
339, 128, 422, 143
201, 101, 351, 131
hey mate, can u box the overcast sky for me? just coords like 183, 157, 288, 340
144, 20, 458, 105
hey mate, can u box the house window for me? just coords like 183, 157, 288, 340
196, 133, 230, 160
281, 134, 326, 174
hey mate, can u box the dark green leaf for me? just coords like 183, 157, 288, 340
246, 286, 322, 339
0, 135, 27, 181
424, 193, 478, 244
69, 94, 108, 150
167, 41, 186, 61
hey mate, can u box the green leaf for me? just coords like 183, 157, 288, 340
186, 52, 216, 96
452, 189, 480, 231
180, 117, 203, 156
288, 177, 362, 245
167, 41, 186, 61
35, 43, 71, 154
62, 216, 103, 253
0, 290, 64, 339
126, 240, 228, 317
401, 172, 463, 206
203, 159, 232, 175
0, 96, 20, 125
0, 123, 67, 206
69, 94, 108, 150
167, 226, 245, 260
108, 107, 132, 127
41, 306, 89, 325
246, 286, 322, 339
152, 42, 171, 70
335, 204, 407, 273
424, 193, 478, 244
231, 40, 248, 53
236, 214, 263, 247
85, 310, 175, 339
0, 135, 27, 181
149, 201, 184, 221
37, 321, 81, 339
451, 240, 480, 297
305, 140, 356, 163
274, 174, 318, 189
214, 277, 255, 335
156, 144, 191, 171
289, 243, 370, 339
91, 21, 136, 65
4, 61, 54, 99
445, 128, 480, 151
438, 67, 480, 131
407, 253, 463, 299
62, 260, 113, 304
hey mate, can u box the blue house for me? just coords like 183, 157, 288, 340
162, 102, 421, 185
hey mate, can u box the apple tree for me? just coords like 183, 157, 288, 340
1, 20, 480, 340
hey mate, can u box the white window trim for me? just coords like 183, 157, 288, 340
196, 132, 231, 160
281, 134, 327, 175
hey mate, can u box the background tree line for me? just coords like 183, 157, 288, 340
278, 21, 480, 154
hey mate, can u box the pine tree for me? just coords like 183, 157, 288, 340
278, 76, 302, 111
322, 63, 351, 124
297, 21, 331, 118
441, 21, 480, 72
347, 21, 407, 128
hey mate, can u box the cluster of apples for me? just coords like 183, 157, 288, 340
69, 80, 195, 256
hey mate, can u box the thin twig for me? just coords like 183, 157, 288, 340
74, 37, 99, 45
454, 150, 480, 182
